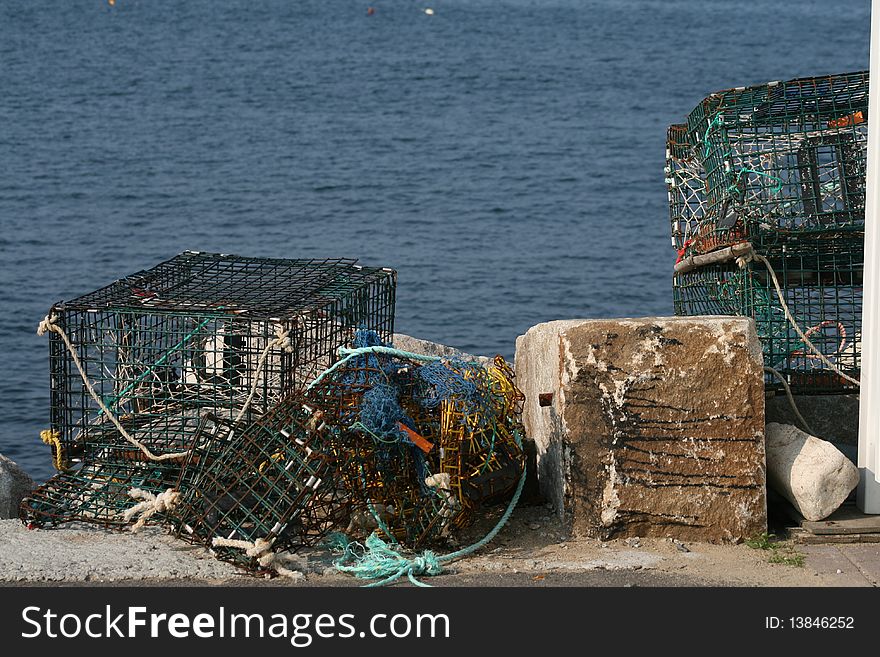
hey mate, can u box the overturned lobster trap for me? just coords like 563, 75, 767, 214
668, 72, 866, 392
162, 332, 526, 575
23, 252, 396, 528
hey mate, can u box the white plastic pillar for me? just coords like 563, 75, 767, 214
858, 0, 880, 512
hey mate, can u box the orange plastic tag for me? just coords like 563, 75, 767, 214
398, 422, 434, 453
828, 111, 864, 129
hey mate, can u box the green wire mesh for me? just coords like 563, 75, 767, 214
667, 71, 867, 256
668, 72, 866, 393
673, 235, 862, 392
169, 402, 347, 572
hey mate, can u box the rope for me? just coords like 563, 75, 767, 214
307, 345, 443, 393
230, 324, 293, 427
123, 487, 181, 533
39, 429, 69, 472
736, 251, 860, 387
37, 315, 293, 462
38, 315, 191, 462
211, 536, 302, 579
330, 430, 528, 587
763, 366, 816, 436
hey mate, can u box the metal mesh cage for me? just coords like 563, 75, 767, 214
673, 235, 862, 392
26, 252, 396, 527
46, 251, 395, 466
668, 73, 866, 393
169, 402, 348, 572
21, 457, 182, 529
667, 71, 868, 255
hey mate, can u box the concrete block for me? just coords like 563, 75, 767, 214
515, 316, 767, 543
0, 454, 35, 519
765, 423, 859, 521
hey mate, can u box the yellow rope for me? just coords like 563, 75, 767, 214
39, 429, 69, 472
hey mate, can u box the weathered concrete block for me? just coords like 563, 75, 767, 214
393, 333, 491, 365
765, 423, 859, 521
0, 454, 35, 519
515, 316, 767, 543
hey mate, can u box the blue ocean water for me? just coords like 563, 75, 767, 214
0, 0, 870, 482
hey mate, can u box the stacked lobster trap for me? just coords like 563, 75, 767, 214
22, 251, 526, 580
667, 71, 867, 391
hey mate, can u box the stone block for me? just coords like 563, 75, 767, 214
515, 316, 767, 543
765, 422, 859, 521
0, 454, 35, 519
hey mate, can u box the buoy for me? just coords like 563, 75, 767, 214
425, 8, 434, 15
108, 0, 116, 5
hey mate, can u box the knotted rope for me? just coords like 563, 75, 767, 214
123, 487, 181, 533
328, 533, 442, 588
735, 249, 860, 387
39, 429, 69, 472
211, 536, 302, 579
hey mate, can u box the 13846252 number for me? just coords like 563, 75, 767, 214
790, 617, 854, 629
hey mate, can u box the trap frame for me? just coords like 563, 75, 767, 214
668, 71, 867, 256
28, 251, 396, 527
668, 72, 866, 392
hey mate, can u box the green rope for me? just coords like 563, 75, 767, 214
329, 430, 527, 587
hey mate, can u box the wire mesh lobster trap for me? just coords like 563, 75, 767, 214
306, 343, 526, 550
168, 401, 349, 573
668, 72, 866, 392
667, 71, 867, 255
24, 251, 396, 527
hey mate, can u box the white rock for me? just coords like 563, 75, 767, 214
765, 422, 859, 521
0, 454, 35, 519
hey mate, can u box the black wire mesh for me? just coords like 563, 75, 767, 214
30, 252, 396, 528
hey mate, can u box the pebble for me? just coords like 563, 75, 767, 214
529, 523, 541, 530
836, 569, 843, 574
625, 537, 641, 548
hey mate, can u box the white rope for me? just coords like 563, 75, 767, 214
230, 324, 294, 427
37, 315, 294, 461
737, 250, 860, 387
37, 315, 192, 462
211, 536, 302, 579
123, 487, 181, 533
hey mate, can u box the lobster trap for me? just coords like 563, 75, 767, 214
667, 71, 867, 255
44, 251, 395, 466
674, 235, 862, 392
668, 72, 867, 392
20, 455, 182, 529
27, 251, 396, 527
306, 344, 526, 550
169, 401, 348, 572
